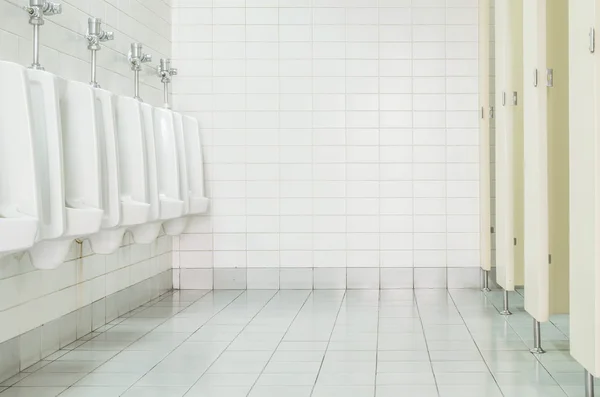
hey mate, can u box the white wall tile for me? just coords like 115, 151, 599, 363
247, 268, 279, 289
347, 268, 379, 289
172, 0, 481, 288
280, 268, 313, 289
314, 268, 346, 289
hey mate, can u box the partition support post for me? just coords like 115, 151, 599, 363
530, 319, 546, 354
586, 370, 595, 397
482, 269, 491, 292
500, 290, 512, 315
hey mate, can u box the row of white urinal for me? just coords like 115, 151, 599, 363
0, 61, 208, 270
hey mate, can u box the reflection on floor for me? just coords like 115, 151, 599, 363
0, 288, 592, 397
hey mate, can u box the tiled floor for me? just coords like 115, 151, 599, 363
0, 288, 593, 397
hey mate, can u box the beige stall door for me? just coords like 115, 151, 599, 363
523, 0, 569, 324
494, 0, 524, 291
569, 0, 600, 377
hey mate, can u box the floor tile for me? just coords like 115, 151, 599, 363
0, 289, 592, 397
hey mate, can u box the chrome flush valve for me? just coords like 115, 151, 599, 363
129, 43, 152, 100
25, 0, 61, 70
86, 18, 113, 50
128, 43, 152, 71
157, 58, 178, 83
25, 0, 62, 25
157, 58, 177, 108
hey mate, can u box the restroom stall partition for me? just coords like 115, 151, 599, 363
569, 0, 600, 383
494, 0, 525, 297
522, 0, 570, 330
479, 0, 493, 286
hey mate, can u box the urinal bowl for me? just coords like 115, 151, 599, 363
0, 218, 39, 258
29, 207, 103, 269
190, 197, 210, 214
89, 200, 151, 254
159, 196, 185, 220
89, 227, 127, 254
163, 217, 188, 236
130, 222, 163, 244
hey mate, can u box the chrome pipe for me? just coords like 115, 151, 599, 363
90, 50, 98, 88
32, 24, 41, 70
134, 70, 140, 100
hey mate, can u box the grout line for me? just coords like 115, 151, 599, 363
468, 289, 571, 396
180, 289, 280, 396
447, 289, 506, 397
71, 289, 239, 396
245, 290, 313, 396
309, 290, 347, 397
374, 289, 381, 397
412, 290, 441, 396
6, 288, 203, 392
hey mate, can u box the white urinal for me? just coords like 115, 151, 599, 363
153, 107, 185, 219
163, 114, 209, 236
130, 103, 163, 244
25, 69, 67, 267
101, 96, 152, 244
29, 79, 104, 269
182, 116, 209, 214
87, 88, 124, 254
0, 61, 39, 257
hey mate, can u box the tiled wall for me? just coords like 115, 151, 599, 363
0, 0, 173, 379
171, 0, 481, 289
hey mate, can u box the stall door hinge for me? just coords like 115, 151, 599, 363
548, 254, 552, 264
513, 237, 517, 246
546, 69, 554, 87
591, 27, 596, 53
489, 106, 494, 119
490, 226, 495, 233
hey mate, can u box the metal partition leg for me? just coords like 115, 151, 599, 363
482, 270, 491, 292
530, 319, 545, 354
586, 370, 595, 397
500, 290, 512, 315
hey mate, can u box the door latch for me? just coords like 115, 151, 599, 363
546, 69, 554, 87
